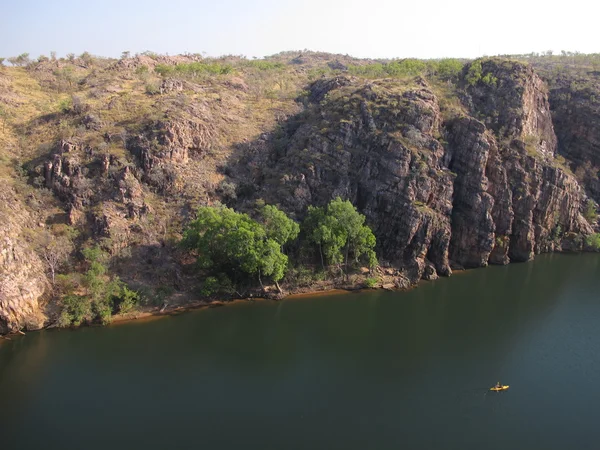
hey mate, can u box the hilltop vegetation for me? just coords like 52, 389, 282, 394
1, 49, 600, 333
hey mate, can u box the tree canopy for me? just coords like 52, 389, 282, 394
303, 197, 377, 270
260, 204, 300, 246
182, 205, 297, 285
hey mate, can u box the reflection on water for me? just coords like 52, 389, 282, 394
1, 253, 600, 450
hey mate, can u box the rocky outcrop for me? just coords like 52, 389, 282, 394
458, 60, 592, 263
128, 114, 216, 172
443, 60, 592, 267
251, 78, 456, 280
241, 60, 592, 279
542, 73, 600, 203
0, 187, 48, 334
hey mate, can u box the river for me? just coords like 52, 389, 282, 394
1, 253, 600, 449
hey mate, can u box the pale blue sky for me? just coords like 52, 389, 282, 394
2, 0, 599, 60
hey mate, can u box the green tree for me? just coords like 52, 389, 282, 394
303, 198, 377, 273
182, 205, 296, 289
465, 60, 483, 86
259, 204, 300, 246
436, 59, 464, 80
7, 53, 30, 67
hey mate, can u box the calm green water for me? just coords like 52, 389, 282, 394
2, 253, 600, 449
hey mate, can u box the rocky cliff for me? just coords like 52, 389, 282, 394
236, 60, 592, 280
0, 53, 599, 333
542, 68, 600, 203
0, 186, 48, 334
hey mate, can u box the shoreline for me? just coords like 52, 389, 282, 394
108, 251, 599, 328
0, 281, 393, 339
109, 288, 363, 327
3, 251, 598, 339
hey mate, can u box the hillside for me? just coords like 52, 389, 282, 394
1, 51, 600, 334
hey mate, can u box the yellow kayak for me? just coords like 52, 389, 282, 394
490, 385, 509, 391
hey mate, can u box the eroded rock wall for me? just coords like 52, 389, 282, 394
0, 187, 48, 333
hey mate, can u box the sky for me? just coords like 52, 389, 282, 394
2, 0, 599, 60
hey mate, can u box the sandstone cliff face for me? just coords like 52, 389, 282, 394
0, 187, 48, 334
448, 60, 592, 266
248, 78, 455, 280
242, 60, 592, 279
543, 72, 600, 203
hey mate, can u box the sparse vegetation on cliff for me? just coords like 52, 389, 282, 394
57, 246, 140, 326
585, 233, 600, 251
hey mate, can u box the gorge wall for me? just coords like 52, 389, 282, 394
241, 60, 593, 280
0, 186, 48, 334
1, 54, 599, 333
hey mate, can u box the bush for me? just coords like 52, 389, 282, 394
584, 200, 597, 224
217, 180, 237, 202
155, 62, 233, 78
364, 277, 378, 288
57, 97, 72, 113
145, 82, 160, 95
59, 294, 91, 327
465, 60, 498, 87
585, 233, 600, 250
115, 286, 139, 314
200, 276, 220, 296
435, 59, 464, 80
58, 246, 140, 326
465, 60, 483, 86
244, 60, 285, 71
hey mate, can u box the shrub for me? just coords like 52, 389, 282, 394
465, 60, 483, 86
145, 82, 160, 95
155, 62, 233, 78
585, 233, 600, 250
435, 59, 464, 80
59, 294, 91, 327
200, 276, 220, 296
364, 277, 378, 288
584, 200, 597, 223
57, 97, 72, 113
115, 286, 139, 314
58, 246, 140, 326
244, 60, 285, 71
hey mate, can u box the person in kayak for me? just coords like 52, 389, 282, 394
495, 382, 502, 389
